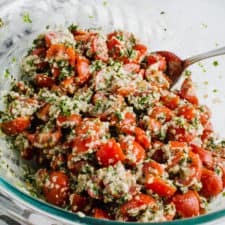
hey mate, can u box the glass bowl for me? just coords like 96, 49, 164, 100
0, 0, 225, 224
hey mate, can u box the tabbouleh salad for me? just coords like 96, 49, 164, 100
0, 25, 225, 222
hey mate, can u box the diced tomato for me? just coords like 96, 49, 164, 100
201, 121, 214, 142
96, 138, 125, 166
146, 54, 167, 71
120, 139, 146, 165
200, 167, 223, 198
133, 44, 147, 63
123, 63, 140, 73
50, 154, 65, 170
145, 174, 176, 197
177, 151, 202, 186
160, 91, 180, 110
172, 190, 200, 218
76, 55, 91, 84
120, 193, 155, 217
168, 124, 197, 143
70, 193, 89, 212
146, 72, 171, 89
191, 144, 213, 168
36, 103, 51, 122
90, 34, 109, 62
134, 127, 151, 149
45, 32, 57, 47
51, 67, 61, 79
169, 141, 187, 149
143, 160, 164, 176
56, 114, 81, 128
180, 78, 199, 105
46, 44, 76, 67
31, 47, 46, 57
33, 129, 61, 149
119, 112, 136, 135
35, 74, 55, 88
177, 104, 196, 121
146, 117, 162, 137
43, 171, 69, 207
1, 117, 31, 135
93, 208, 110, 220
150, 106, 174, 123
198, 105, 211, 125
59, 76, 75, 94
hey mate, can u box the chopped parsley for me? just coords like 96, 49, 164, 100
201, 23, 208, 29
213, 89, 218, 93
59, 101, 71, 116
103, 0, 108, 6
22, 13, 32, 24
88, 15, 95, 19
184, 70, 192, 77
11, 57, 17, 63
114, 111, 123, 121
160, 11, 165, 15
68, 24, 78, 32
0, 18, 4, 28
3, 69, 10, 78
213, 60, 219, 67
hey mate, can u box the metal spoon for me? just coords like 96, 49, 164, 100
155, 46, 225, 87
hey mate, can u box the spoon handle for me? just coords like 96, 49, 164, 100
184, 46, 225, 67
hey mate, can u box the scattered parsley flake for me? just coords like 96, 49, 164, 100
213, 89, 218, 93
3, 69, 10, 78
184, 70, 192, 77
215, 42, 219, 47
103, 0, 108, 6
45, 25, 50, 29
88, 15, 95, 19
223, 192, 225, 197
0, 18, 4, 28
201, 23, 208, 29
163, 28, 167, 32
11, 57, 16, 63
203, 81, 208, 85
198, 62, 207, 72
160, 11, 165, 15
22, 13, 32, 24
114, 111, 123, 121
213, 60, 219, 67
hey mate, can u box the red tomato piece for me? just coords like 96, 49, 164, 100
36, 103, 51, 122
76, 55, 91, 84
151, 106, 174, 123
35, 74, 55, 88
90, 34, 109, 62
31, 47, 46, 57
133, 44, 147, 63
180, 78, 199, 105
172, 190, 200, 218
93, 208, 111, 220
134, 127, 151, 149
70, 193, 89, 212
191, 144, 213, 168
123, 63, 140, 73
43, 171, 69, 206
177, 151, 202, 186
177, 104, 196, 121
120, 140, 146, 166
96, 138, 125, 166
201, 121, 214, 142
143, 160, 164, 176
145, 174, 176, 197
120, 194, 155, 217
146, 117, 162, 137
118, 112, 136, 135
198, 105, 211, 125
56, 114, 81, 128
160, 92, 180, 110
1, 117, 31, 135
200, 167, 223, 198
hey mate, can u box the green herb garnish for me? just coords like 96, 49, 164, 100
22, 13, 32, 24
3, 69, 10, 78
213, 60, 219, 67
